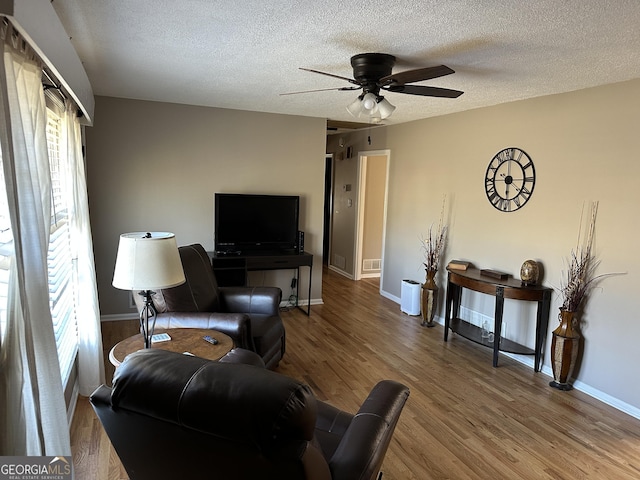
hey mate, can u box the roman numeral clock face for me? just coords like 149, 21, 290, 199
484, 148, 536, 212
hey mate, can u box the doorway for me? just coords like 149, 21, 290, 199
323, 148, 390, 283
354, 150, 390, 282
322, 154, 333, 266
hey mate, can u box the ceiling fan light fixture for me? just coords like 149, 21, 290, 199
346, 95, 365, 117
361, 92, 378, 111
346, 92, 395, 121
376, 96, 395, 119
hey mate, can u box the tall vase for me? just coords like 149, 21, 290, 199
549, 308, 580, 391
421, 269, 438, 327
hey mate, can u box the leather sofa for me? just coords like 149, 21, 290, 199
137, 243, 285, 369
91, 349, 410, 480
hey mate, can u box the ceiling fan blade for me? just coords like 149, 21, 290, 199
299, 67, 360, 85
280, 86, 360, 96
379, 65, 455, 86
387, 84, 463, 98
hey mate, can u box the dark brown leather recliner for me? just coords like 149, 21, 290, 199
91, 349, 409, 480
139, 243, 285, 369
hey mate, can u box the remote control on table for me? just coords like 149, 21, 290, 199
203, 335, 219, 345
151, 332, 171, 343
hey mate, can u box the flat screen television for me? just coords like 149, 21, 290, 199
214, 193, 300, 254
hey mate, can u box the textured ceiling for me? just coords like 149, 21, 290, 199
52, 0, 640, 127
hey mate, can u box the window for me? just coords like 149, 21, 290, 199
0, 105, 79, 385
46, 107, 79, 384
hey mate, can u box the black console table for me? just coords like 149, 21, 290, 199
444, 267, 552, 372
209, 251, 313, 315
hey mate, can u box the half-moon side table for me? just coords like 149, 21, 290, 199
109, 328, 233, 367
444, 267, 552, 372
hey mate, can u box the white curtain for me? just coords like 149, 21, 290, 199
63, 101, 105, 396
0, 24, 70, 455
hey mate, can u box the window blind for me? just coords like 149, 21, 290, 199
46, 109, 78, 384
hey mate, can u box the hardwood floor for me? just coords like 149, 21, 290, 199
71, 267, 640, 479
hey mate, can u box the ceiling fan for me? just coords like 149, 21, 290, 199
284, 53, 463, 120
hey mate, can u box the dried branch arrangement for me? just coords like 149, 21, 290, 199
420, 196, 447, 272
559, 201, 620, 312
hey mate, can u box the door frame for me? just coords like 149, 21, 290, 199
322, 154, 334, 266
354, 149, 390, 288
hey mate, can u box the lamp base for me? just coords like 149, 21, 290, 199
138, 290, 157, 348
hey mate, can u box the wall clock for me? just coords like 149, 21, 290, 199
484, 147, 535, 212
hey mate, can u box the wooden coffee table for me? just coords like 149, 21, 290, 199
109, 328, 233, 367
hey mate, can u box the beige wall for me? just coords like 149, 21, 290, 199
87, 96, 326, 316
327, 79, 640, 412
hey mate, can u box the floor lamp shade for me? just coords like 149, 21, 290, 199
112, 232, 185, 291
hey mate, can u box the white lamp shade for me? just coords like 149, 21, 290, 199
112, 232, 186, 290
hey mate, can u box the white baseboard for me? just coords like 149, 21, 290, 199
569, 378, 640, 419
380, 290, 400, 304
360, 272, 381, 279
328, 265, 354, 280
279, 298, 324, 309
381, 289, 640, 421
101, 313, 138, 322
500, 355, 640, 419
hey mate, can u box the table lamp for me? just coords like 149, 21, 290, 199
112, 232, 185, 348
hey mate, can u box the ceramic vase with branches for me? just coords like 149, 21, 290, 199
550, 201, 620, 390
420, 200, 447, 327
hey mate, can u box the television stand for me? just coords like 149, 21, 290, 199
209, 251, 313, 315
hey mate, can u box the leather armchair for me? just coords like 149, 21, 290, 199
138, 243, 285, 369
91, 349, 409, 480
